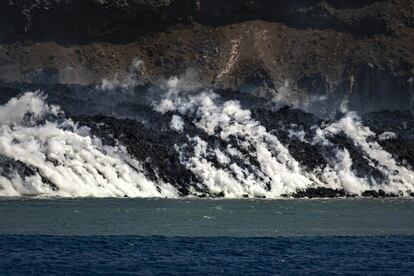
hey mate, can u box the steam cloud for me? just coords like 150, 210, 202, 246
0, 69, 413, 198
0, 92, 177, 197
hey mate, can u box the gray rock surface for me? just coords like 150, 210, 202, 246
0, 0, 413, 112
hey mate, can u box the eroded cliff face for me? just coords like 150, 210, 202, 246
1, 1, 414, 198
0, 0, 413, 113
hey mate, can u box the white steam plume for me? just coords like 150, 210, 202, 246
155, 77, 316, 197
153, 75, 414, 197
98, 59, 145, 91
0, 92, 178, 198
322, 112, 414, 194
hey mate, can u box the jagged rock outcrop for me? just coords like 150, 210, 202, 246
0, 0, 413, 113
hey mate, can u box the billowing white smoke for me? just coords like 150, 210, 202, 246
0, 92, 57, 125
320, 112, 414, 194
154, 76, 414, 197
170, 115, 184, 132
98, 59, 145, 91
0, 92, 178, 198
155, 78, 315, 197
2, 76, 412, 198
310, 126, 372, 195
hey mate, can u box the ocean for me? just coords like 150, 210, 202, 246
0, 198, 413, 274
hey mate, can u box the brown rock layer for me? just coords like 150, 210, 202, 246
0, 0, 413, 112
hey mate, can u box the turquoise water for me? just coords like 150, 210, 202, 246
0, 198, 413, 236
1, 198, 413, 274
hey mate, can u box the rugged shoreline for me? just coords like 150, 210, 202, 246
0, 81, 413, 198
0, 1, 413, 198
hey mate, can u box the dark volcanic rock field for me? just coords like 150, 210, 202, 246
1, 81, 413, 198
0, 1, 413, 198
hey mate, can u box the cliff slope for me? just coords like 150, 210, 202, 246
0, 0, 413, 112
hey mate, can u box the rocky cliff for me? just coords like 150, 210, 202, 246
0, 1, 414, 198
0, 0, 413, 112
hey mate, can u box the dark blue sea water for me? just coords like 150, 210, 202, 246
0, 199, 413, 274
1, 235, 413, 275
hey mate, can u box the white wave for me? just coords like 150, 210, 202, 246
0, 92, 178, 198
